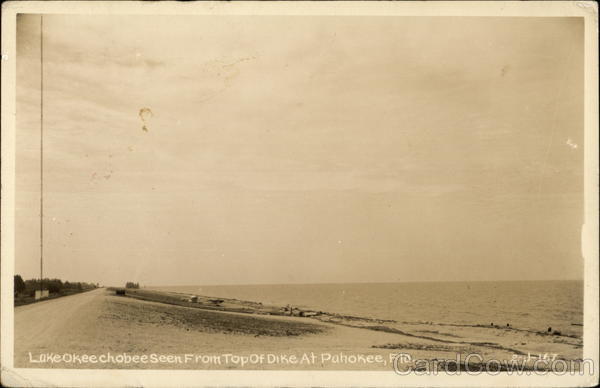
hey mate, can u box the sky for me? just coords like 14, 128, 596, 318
15, 15, 584, 286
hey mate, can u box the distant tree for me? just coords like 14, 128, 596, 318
125, 282, 140, 289
24, 278, 41, 296
14, 275, 26, 295
46, 278, 63, 294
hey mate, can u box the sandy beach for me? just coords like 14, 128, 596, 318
14, 288, 583, 371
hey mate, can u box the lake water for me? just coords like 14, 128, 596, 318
149, 280, 583, 334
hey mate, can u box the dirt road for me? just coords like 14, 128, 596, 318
14, 288, 113, 367
15, 288, 106, 348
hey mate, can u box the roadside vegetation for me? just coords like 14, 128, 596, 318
14, 274, 99, 306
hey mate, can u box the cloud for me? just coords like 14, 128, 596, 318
14, 15, 584, 284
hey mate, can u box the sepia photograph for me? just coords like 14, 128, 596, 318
1, 1, 598, 387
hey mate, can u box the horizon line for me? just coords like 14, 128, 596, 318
133, 278, 584, 288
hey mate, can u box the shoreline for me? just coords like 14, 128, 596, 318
111, 287, 581, 340
106, 288, 583, 365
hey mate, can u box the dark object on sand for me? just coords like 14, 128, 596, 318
552, 330, 562, 336
548, 327, 552, 332
284, 305, 294, 316
506, 323, 510, 327
491, 323, 493, 326
115, 289, 126, 296
298, 310, 318, 317
209, 299, 224, 306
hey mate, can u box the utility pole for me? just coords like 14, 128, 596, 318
40, 14, 44, 294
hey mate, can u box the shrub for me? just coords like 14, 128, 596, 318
14, 275, 26, 295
